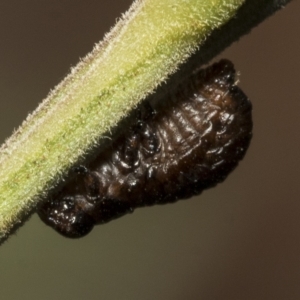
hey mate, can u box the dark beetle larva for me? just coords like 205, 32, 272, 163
38, 59, 253, 238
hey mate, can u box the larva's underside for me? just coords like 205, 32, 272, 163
38, 60, 253, 238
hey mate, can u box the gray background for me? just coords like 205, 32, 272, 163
0, 1, 299, 299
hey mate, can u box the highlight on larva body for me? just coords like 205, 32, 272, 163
37, 59, 253, 238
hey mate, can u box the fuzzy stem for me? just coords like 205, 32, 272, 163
0, 0, 293, 243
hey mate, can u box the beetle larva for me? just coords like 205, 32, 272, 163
38, 59, 253, 238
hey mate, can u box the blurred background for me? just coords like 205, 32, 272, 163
0, 1, 299, 299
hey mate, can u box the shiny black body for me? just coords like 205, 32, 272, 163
38, 60, 253, 238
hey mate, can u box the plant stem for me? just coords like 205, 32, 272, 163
0, 0, 293, 243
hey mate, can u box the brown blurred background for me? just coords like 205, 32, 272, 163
0, 1, 299, 299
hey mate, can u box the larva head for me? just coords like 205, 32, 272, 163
38, 196, 95, 238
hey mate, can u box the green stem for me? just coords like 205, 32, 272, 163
0, 0, 292, 243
